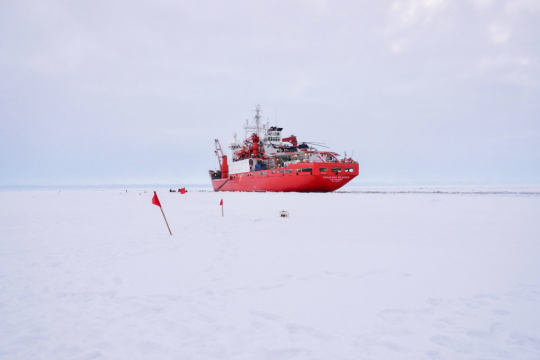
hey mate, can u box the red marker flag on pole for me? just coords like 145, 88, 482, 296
152, 191, 172, 235
152, 191, 161, 207
220, 199, 223, 205
180, 188, 186, 195
220, 199, 223, 217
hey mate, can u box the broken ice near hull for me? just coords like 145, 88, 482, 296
1, 187, 539, 359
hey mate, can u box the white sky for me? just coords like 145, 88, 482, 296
1, 0, 539, 186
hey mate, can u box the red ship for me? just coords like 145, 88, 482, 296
209, 105, 359, 192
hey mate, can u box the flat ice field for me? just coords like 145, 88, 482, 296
1, 188, 540, 360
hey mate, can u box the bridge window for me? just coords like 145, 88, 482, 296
320, 167, 328, 172
331, 167, 342, 172
301, 168, 312, 172
278, 170, 284, 174
345, 168, 354, 173
285, 169, 293, 173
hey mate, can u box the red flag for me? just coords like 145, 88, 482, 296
152, 191, 161, 207
220, 199, 223, 205
180, 188, 186, 194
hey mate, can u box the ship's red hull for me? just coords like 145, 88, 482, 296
210, 162, 358, 192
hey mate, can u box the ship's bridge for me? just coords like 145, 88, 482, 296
265, 126, 283, 144
262, 126, 283, 156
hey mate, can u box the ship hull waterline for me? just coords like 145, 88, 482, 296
210, 163, 359, 192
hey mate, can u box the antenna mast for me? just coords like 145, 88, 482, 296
243, 104, 267, 140
254, 104, 261, 137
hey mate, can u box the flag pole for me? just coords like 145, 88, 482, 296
161, 207, 172, 235
222, 202, 224, 217
152, 191, 172, 235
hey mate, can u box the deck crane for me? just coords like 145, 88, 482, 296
214, 139, 228, 179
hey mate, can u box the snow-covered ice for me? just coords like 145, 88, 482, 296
1, 188, 539, 359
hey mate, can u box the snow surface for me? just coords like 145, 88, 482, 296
1, 189, 539, 359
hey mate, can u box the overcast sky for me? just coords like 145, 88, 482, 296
1, 0, 539, 187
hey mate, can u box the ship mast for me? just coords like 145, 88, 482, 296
243, 104, 267, 140
255, 104, 261, 136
